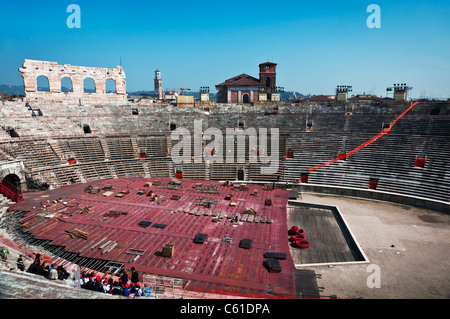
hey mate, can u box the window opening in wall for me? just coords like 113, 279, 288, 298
106, 79, 117, 93
37, 76, 50, 92
83, 124, 92, 134
430, 108, 440, 116
31, 109, 43, 117
84, 78, 96, 93
61, 77, 73, 93
5, 127, 19, 138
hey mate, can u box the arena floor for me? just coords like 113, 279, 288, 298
3, 180, 449, 299
293, 193, 450, 299
8, 177, 299, 298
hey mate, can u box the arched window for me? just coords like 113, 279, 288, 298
36, 75, 50, 92
242, 94, 249, 104
83, 78, 96, 93
61, 77, 73, 93
105, 79, 116, 93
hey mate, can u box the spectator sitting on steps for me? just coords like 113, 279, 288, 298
16, 255, 25, 271
48, 265, 58, 280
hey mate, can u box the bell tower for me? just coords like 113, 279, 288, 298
259, 62, 277, 92
154, 69, 163, 99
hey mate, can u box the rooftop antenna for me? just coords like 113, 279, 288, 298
120, 57, 122, 67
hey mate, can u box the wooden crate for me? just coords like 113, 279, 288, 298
162, 243, 174, 258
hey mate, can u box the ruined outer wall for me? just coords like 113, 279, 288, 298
19, 59, 127, 102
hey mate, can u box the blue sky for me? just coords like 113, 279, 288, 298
0, 0, 449, 98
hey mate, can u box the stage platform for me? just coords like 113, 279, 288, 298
287, 203, 367, 266
9, 177, 299, 298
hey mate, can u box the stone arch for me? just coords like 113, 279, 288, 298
105, 78, 117, 93
2, 173, 21, 192
20, 59, 127, 101
0, 162, 26, 192
36, 75, 50, 92
61, 77, 74, 93
83, 77, 96, 93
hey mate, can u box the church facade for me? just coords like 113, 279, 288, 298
215, 62, 281, 104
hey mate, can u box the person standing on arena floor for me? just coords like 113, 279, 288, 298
120, 270, 128, 286
130, 267, 139, 284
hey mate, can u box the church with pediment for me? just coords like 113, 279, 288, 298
215, 62, 281, 104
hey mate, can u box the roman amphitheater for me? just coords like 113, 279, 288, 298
0, 59, 448, 299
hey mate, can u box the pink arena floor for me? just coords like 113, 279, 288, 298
10, 177, 297, 298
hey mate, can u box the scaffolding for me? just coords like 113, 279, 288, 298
142, 274, 189, 299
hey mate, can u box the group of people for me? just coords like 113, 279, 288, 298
79, 267, 146, 297
25, 253, 70, 281
20, 253, 148, 298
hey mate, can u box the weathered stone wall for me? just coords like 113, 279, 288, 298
19, 59, 127, 102
0, 161, 26, 191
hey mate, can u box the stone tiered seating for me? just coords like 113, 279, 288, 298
146, 157, 171, 177
430, 119, 450, 136
113, 159, 146, 178
283, 132, 344, 182
137, 136, 169, 157
59, 138, 106, 162
283, 114, 450, 202
210, 163, 238, 180
106, 138, 135, 159
1, 141, 61, 170
0, 100, 448, 205
175, 162, 207, 180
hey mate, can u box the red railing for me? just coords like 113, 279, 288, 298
309, 101, 421, 173
0, 176, 23, 203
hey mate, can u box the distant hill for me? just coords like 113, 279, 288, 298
0, 84, 24, 96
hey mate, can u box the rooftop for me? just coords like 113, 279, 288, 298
215, 73, 262, 87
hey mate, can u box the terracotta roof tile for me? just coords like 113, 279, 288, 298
216, 73, 262, 87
